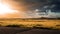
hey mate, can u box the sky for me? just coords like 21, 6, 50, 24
0, 0, 60, 18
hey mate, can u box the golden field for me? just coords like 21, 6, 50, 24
0, 18, 60, 29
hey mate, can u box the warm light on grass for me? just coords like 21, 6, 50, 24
0, 19, 60, 29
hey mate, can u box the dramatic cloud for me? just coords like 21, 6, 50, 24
0, 0, 60, 18
13, 0, 60, 12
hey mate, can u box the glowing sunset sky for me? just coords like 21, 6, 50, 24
0, 0, 30, 18
0, 0, 60, 18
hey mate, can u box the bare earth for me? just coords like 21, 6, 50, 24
0, 19, 60, 34
0, 27, 60, 34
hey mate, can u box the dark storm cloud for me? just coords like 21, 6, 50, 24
7, 0, 60, 18
13, 0, 49, 10
49, 0, 60, 12
13, 0, 60, 12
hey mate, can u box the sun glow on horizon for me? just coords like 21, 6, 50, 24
0, 1, 18, 15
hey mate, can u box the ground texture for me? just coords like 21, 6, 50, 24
0, 27, 60, 34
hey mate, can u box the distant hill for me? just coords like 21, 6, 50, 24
0, 17, 60, 20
